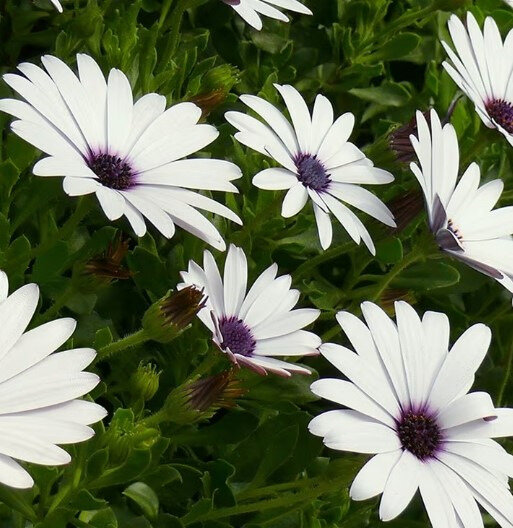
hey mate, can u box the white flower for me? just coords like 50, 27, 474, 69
0, 271, 106, 489
222, 0, 312, 31
0, 54, 242, 251
410, 109, 513, 295
442, 12, 513, 146
310, 300, 513, 527
50, 0, 63, 12
504, 0, 513, 8
225, 85, 395, 252
180, 244, 320, 376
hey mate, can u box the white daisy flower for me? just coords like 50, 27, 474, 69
225, 85, 395, 252
442, 12, 513, 146
410, 109, 513, 295
222, 0, 312, 31
0, 271, 106, 489
0, 54, 242, 251
180, 244, 321, 377
310, 300, 513, 527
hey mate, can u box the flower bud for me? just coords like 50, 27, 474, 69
163, 370, 244, 424
190, 65, 239, 117
130, 362, 161, 402
73, 235, 131, 292
142, 286, 207, 343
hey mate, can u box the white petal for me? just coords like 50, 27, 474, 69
63, 176, 99, 196
0, 455, 33, 489
379, 450, 421, 521
253, 167, 298, 190
350, 450, 401, 501
274, 84, 311, 153
0, 284, 39, 358
0, 272, 8, 302
317, 113, 355, 164
313, 202, 332, 249
96, 187, 126, 221
252, 308, 319, 340
223, 245, 247, 316
438, 392, 496, 429
281, 182, 308, 217
429, 323, 491, 409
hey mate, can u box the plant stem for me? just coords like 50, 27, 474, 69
95, 329, 149, 363
498, 339, 513, 406
31, 196, 91, 258
181, 473, 350, 525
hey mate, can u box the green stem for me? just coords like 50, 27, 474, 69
95, 329, 149, 363
181, 474, 349, 525
31, 197, 91, 258
498, 340, 513, 406
294, 242, 354, 281
158, 0, 176, 29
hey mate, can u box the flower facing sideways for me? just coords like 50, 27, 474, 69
310, 301, 513, 527
442, 12, 513, 146
410, 109, 513, 295
0, 54, 242, 251
0, 271, 106, 489
222, 0, 312, 31
225, 85, 395, 252
180, 244, 320, 376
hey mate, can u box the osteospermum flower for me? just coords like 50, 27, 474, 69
442, 13, 513, 146
225, 85, 395, 252
222, 0, 312, 31
0, 54, 242, 250
310, 301, 513, 527
180, 244, 320, 376
410, 109, 513, 294
0, 271, 106, 489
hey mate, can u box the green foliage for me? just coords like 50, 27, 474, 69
0, 0, 512, 527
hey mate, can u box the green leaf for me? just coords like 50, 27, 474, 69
123, 482, 159, 520
349, 81, 412, 107
86, 448, 109, 481
374, 32, 421, 60
72, 489, 108, 511
376, 237, 403, 265
393, 262, 460, 290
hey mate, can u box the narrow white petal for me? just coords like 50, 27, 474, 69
223, 245, 247, 316
0, 455, 33, 489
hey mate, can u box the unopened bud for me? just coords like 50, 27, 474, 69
142, 286, 207, 343
131, 362, 161, 401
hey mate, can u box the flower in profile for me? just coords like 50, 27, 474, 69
310, 301, 513, 526
222, 0, 312, 31
225, 85, 395, 252
442, 12, 513, 146
410, 109, 513, 294
180, 244, 320, 376
0, 54, 242, 250
0, 271, 106, 488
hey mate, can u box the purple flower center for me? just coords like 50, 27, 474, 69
218, 316, 256, 357
294, 154, 330, 192
88, 153, 134, 191
486, 99, 513, 134
397, 409, 442, 460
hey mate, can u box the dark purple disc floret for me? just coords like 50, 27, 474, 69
486, 99, 513, 135
396, 407, 443, 460
218, 315, 256, 357
88, 153, 135, 191
294, 153, 330, 192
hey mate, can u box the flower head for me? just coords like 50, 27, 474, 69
0, 271, 106, 488
410, 109, 513, 295
222, 0, 312, 31
180, 244, 320, 376
442, 12, 513, 146
225, 85, 395, 252
0, 54, 242, 250
310, 301, 513, 526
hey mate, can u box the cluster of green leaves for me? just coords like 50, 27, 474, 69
1, 0, 513, 527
